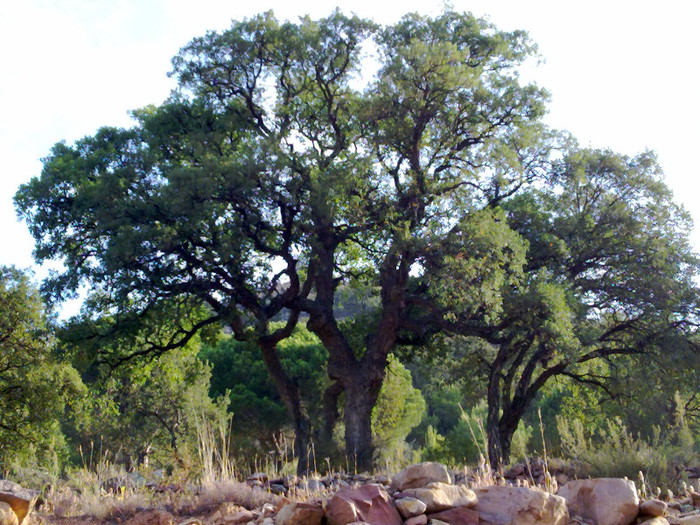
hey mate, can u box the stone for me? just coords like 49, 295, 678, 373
640, 500, 669, 517
0, 502, 18, 525
300, 479, 326, 492
123, 510, 176, 525
247, 472, 269, 483
406, 515, 428, 525
275, 502, 323, 525
678, 518, 700, 525
391, 463, 451, 491
642, 519, 669, 525
208, 503, 256, 525
427, 506, 479, 525
325, 484, 402, 525
558, 478, 639, 525
399, 483, 477, 513
430, 520, 450, 525
0, 481, 39, 525
690, 492, 700, 506
375, 475, 390, 486
474, 486, 568, 525
395, 497, 427, 519
269, 484, 287, 495
504, 463, 525, 478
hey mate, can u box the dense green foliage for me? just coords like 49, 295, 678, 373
10, 9, 700, 477
0, 267, 83, 470
201, 327, 328, 453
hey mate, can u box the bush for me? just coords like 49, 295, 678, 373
557, 414, 698, 491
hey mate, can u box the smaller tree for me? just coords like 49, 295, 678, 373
474, 149, 699, 467
0, 266, 83, 468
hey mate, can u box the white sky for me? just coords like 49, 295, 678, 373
2, 0, 699, 277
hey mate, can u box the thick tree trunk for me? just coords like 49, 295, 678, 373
315, 381, 343, 462
342, 373, 383, 472
486, 400, 503, 470
486, 365, 504, 470
486, 406, 519, 469
497, 418, 517, 467
258, 341, 314, 475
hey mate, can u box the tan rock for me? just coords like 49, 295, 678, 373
399, 483, 477, 513
275, 502, 323, 525
325, 484, 402, 525
395, 497, 427, 519
474, 486, 568, 525
0, 502, 18, 525
677, 517, 700, 525
405, 515, 428, 525
427, 506, 479, 525
558, 478, 639, 525
0, 480, 39, 525
429, 520, 449, 525
391, 463, 451, 491
690, 492, 700, 506
640, 500, 668, 517
642, 519, 670, 525
207, 503, 256, 525
123, 510, 176, 525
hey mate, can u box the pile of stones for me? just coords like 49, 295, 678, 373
269, 462, 700, 525
3, 461, 700, 525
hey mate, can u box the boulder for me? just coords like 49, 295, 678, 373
642, 519, 669, 525
474, 486, 568, 525
399, 483, 477, 513
690, 492, 700, 506
0, 502, 18, 525
207, 503, 256, 525
558, 478, 639, 525
325, 484, 402, 525
405, 515, 428, 525
640, 499, 668, 517
427, 506, 479, 525
391, 463, 451, 491
395, 497, 427, 519
247, 472, 269, 483
0, 481, 39, 525
677, 517, 700, 525
276, 502, 323, 525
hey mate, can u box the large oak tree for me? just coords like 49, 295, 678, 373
16, 10, 552, 470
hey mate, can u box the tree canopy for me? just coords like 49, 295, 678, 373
15, 9, 699, 471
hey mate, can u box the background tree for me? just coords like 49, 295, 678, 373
66, 344, 228, 472
424, 148, 700, 467
0, 266, 83, 470
16, 10, 550, 469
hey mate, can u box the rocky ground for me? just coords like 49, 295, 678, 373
2, 461, 700, 525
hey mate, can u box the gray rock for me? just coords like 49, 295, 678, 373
474, 485, 568, 525
391, 463, 451, 491
399, 482, 477, 513
395, 497, 427, 519
0, 480, 39, 525
558, 478, 639, 525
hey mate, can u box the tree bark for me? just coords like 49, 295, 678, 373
315, 381, 343, 462
342, 370, 383, 472
486, 380, 503, 470
258, 340, 314, 475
